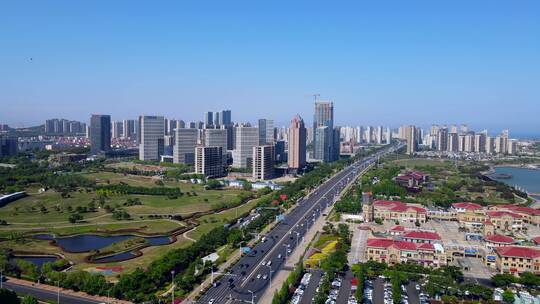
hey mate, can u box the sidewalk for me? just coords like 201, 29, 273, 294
6, 276, 132, 304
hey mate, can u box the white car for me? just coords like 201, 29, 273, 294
257, 274, 262, 279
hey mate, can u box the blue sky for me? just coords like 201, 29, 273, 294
1, 1, 539, 135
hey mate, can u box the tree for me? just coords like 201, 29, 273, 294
21, 296, 39, 304
491, 273, 516, 287
0, 288, 20, 304
518, 271, 540, 287
502, 289, 514, 304
68, 213, 83, 223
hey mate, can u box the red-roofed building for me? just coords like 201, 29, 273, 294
366, 238, 445, 267
491, 205, 540, 226
395, 171, 429, 190
532, 236, 540, 246
452, 202, 483, 213
484, 234, 514, 249
486, 211, 524, 232
494, 246, 540, 274
363, 200, 427, 223
400, 230, 442, 244
388, 225, 406, 236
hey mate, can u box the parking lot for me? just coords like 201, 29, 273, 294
364, 278, 426, 304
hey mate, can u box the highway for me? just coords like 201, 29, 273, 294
198, 142, 404, 304
3, 280, 105, 304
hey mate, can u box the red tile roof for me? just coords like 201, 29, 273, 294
485, 234, 514, 244
390, 225, 405, 231
532, 236, 540, 245
487, 211, 522, 219
496, 246, 540, 259
366, 238, 418, 251
373, 200, 427, 214
417, 243, 436, 250
402, 230, 441, 240
452, 202, 483, 210
499, 205, 540, 216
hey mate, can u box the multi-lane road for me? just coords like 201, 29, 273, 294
2, 280, 105, 304
198, 143, 404, 304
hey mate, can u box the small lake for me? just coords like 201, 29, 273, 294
94, 251, 138, 263
33, 234, 172, 253
9, 255, 58, 269
489, 166, 540, 193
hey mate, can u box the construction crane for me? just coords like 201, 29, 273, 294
305, 93, 320, 102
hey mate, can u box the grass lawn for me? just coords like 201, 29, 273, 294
187, 196, 263, 240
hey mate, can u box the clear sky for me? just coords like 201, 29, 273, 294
1, 1, 539, 136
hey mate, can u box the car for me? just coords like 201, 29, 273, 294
257, 274, 262, 279
209, 299, 215, 304
278, 254, 282, 259
415, 284, 420, 290
267, 261, 272, 266
263, 274, 268, 280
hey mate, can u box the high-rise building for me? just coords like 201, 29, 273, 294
253, 145, 275, 180
0, 135, 18, 157
436, 128, 448, 151
220, 110, 232, 126
204, 128, 228, 163
376, 126, 383, 144
123, 119, 136, 139
213, 112, 221, 127
366, 126, 373, 143
274, 140, 287, 163
474, 133, 486, 153
386, 127, 392, 145
448, 133, 459, 152
288, 115, 306, 170
508, 140, 518, 155
485, 136, 495, 154
404, 125, 418, 155
313, 101, 335, 162
458, 134, 466, 152
258, 118, 274, 145
139, 116, 164, 161
112, 121, 124, 139
90, 114, 111, 155
464, 133, 475, 152
195, 146, 224, 178
165, 119, 178, 136
173, 128, 198, 164
204, 112, 214, 128
450, 124, 458, 134
232, 126, 258, 168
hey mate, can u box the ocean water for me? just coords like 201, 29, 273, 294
489, 167, 540, 193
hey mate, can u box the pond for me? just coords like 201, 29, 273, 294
9, 255, 59, 269
93, 251, 138, 263
33, 233, 172, 253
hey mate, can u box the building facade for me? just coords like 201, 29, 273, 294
90, 114, 111, 155
173, 128, 198, 164
195, 146, 224, 178
288, 114, 307, 170
139, 116, 164, 161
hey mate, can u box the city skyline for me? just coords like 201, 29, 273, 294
1, 1, 539, 135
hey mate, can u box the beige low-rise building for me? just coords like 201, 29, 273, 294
495, 246, 540, 275
363, 200, 427, 223
366, 238, 446, 268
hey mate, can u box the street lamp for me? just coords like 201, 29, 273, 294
171, 270, 175, 304
57, 280, 60, 304
248, 290, 255, 304
265, 265, 273, 290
